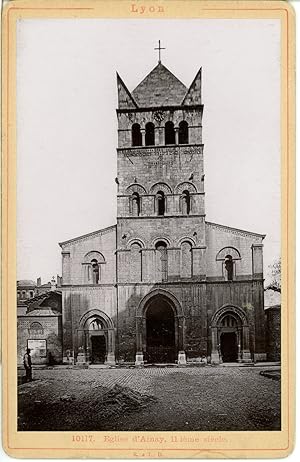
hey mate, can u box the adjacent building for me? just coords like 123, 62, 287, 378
17, 277, 62, 365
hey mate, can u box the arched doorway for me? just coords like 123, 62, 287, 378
88, 318, 107, 364
210, 305, 251, 364
135, 289, 186, 365
219, 314, 239, 362
77, 310, 116, 366
146, 296, 175, 363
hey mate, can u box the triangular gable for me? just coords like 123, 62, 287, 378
117, 73, 138, 109
59, 224, 116, 248
206, 221, 265, 240
181, 68, 202, 105
132, 63, 187, 107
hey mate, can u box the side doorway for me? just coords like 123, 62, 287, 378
90, 335, 106, 364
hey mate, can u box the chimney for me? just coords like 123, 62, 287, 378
37, 277, 41, 287
50, 276, 56, 291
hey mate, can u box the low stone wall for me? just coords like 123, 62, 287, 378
265, 306, 281, 361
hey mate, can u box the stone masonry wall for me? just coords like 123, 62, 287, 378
61, 226, 116, 286
117, 145, 204, 197
17, 315, 62, 365
265, 306, 281, 361
206, 280, 265, 358
205, 222, 264, 278
62, 286, 116, 359
117, 283, 207, 363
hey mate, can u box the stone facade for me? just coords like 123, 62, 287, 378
17, 291, 62, 365
59, 61, 267, 366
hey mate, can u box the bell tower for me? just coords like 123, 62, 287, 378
116, 56, 206, 280
115, 48, 208, 365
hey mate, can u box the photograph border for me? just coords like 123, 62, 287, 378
2, 0, 295, 458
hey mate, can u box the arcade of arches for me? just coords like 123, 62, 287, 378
74, 296, 253, 366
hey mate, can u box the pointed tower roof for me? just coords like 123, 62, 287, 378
132, 63, 187, 107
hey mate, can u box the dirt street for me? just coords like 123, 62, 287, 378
18, 365, 280, 431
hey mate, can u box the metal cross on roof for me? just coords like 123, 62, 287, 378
154, 40, 166, 64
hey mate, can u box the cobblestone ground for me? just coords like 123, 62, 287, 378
17, 366, 280, 431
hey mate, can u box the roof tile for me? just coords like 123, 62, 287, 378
132, 63, 187, 107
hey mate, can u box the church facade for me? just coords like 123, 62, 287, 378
59, 60, 266, 366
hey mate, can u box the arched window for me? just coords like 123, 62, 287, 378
132, 123, 142, 146
88, 318, 103, 330
181, 190, 191, 215
132, 192, 140, 216
216, 247, 240, 280
156, 191, 165, 216
165, 121, 175, 145
180, 241, 192, 278
179, 121, 189, 144
224, 255, 234, 281
131, 242, 142, 251
130, 242, 142, 281
145, 122, 155, 146
155, 241, 168, 281
84, 251, 105, 284
29, 322, 44, 334
91, 259, 100, 284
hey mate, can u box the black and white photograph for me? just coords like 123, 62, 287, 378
16, 17, 281, 433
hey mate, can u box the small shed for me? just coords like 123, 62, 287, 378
17, 291, 62, 365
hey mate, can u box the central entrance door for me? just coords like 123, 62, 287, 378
146, 296, 175, 363
220, 332, 238, 362
90, 336, 106, 364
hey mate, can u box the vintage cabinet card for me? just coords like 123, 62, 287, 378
2, 0, 295, 459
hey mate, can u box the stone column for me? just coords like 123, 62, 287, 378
106, 329, 116, 365
85, 332, 90, 364
62, 291, 74, 364
62, 251, 71, 284
135, 316, 144, 366
192, 246, 206, 279
237, 328, 242, 362
252, 244, 264, 279
155, 127, 160, 145
76, 330, 87, 366
242, 326, 252, 362
175, 127, 179, 144
211, 327, 220, 364
141, 129, 145, 146
177, 316, 186, 365
167, 248, 180, 279
141, 249, 156, 282
158, 127, 164, 145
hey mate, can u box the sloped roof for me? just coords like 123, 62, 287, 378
24, 308, 61, 317
206, 221, 266, 239
17, 280, 36, 288
132, 63, 187, 107
59, 224, 116, 247
25, 290, 62, 313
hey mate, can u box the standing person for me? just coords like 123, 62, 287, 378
23, 348, 32, 382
